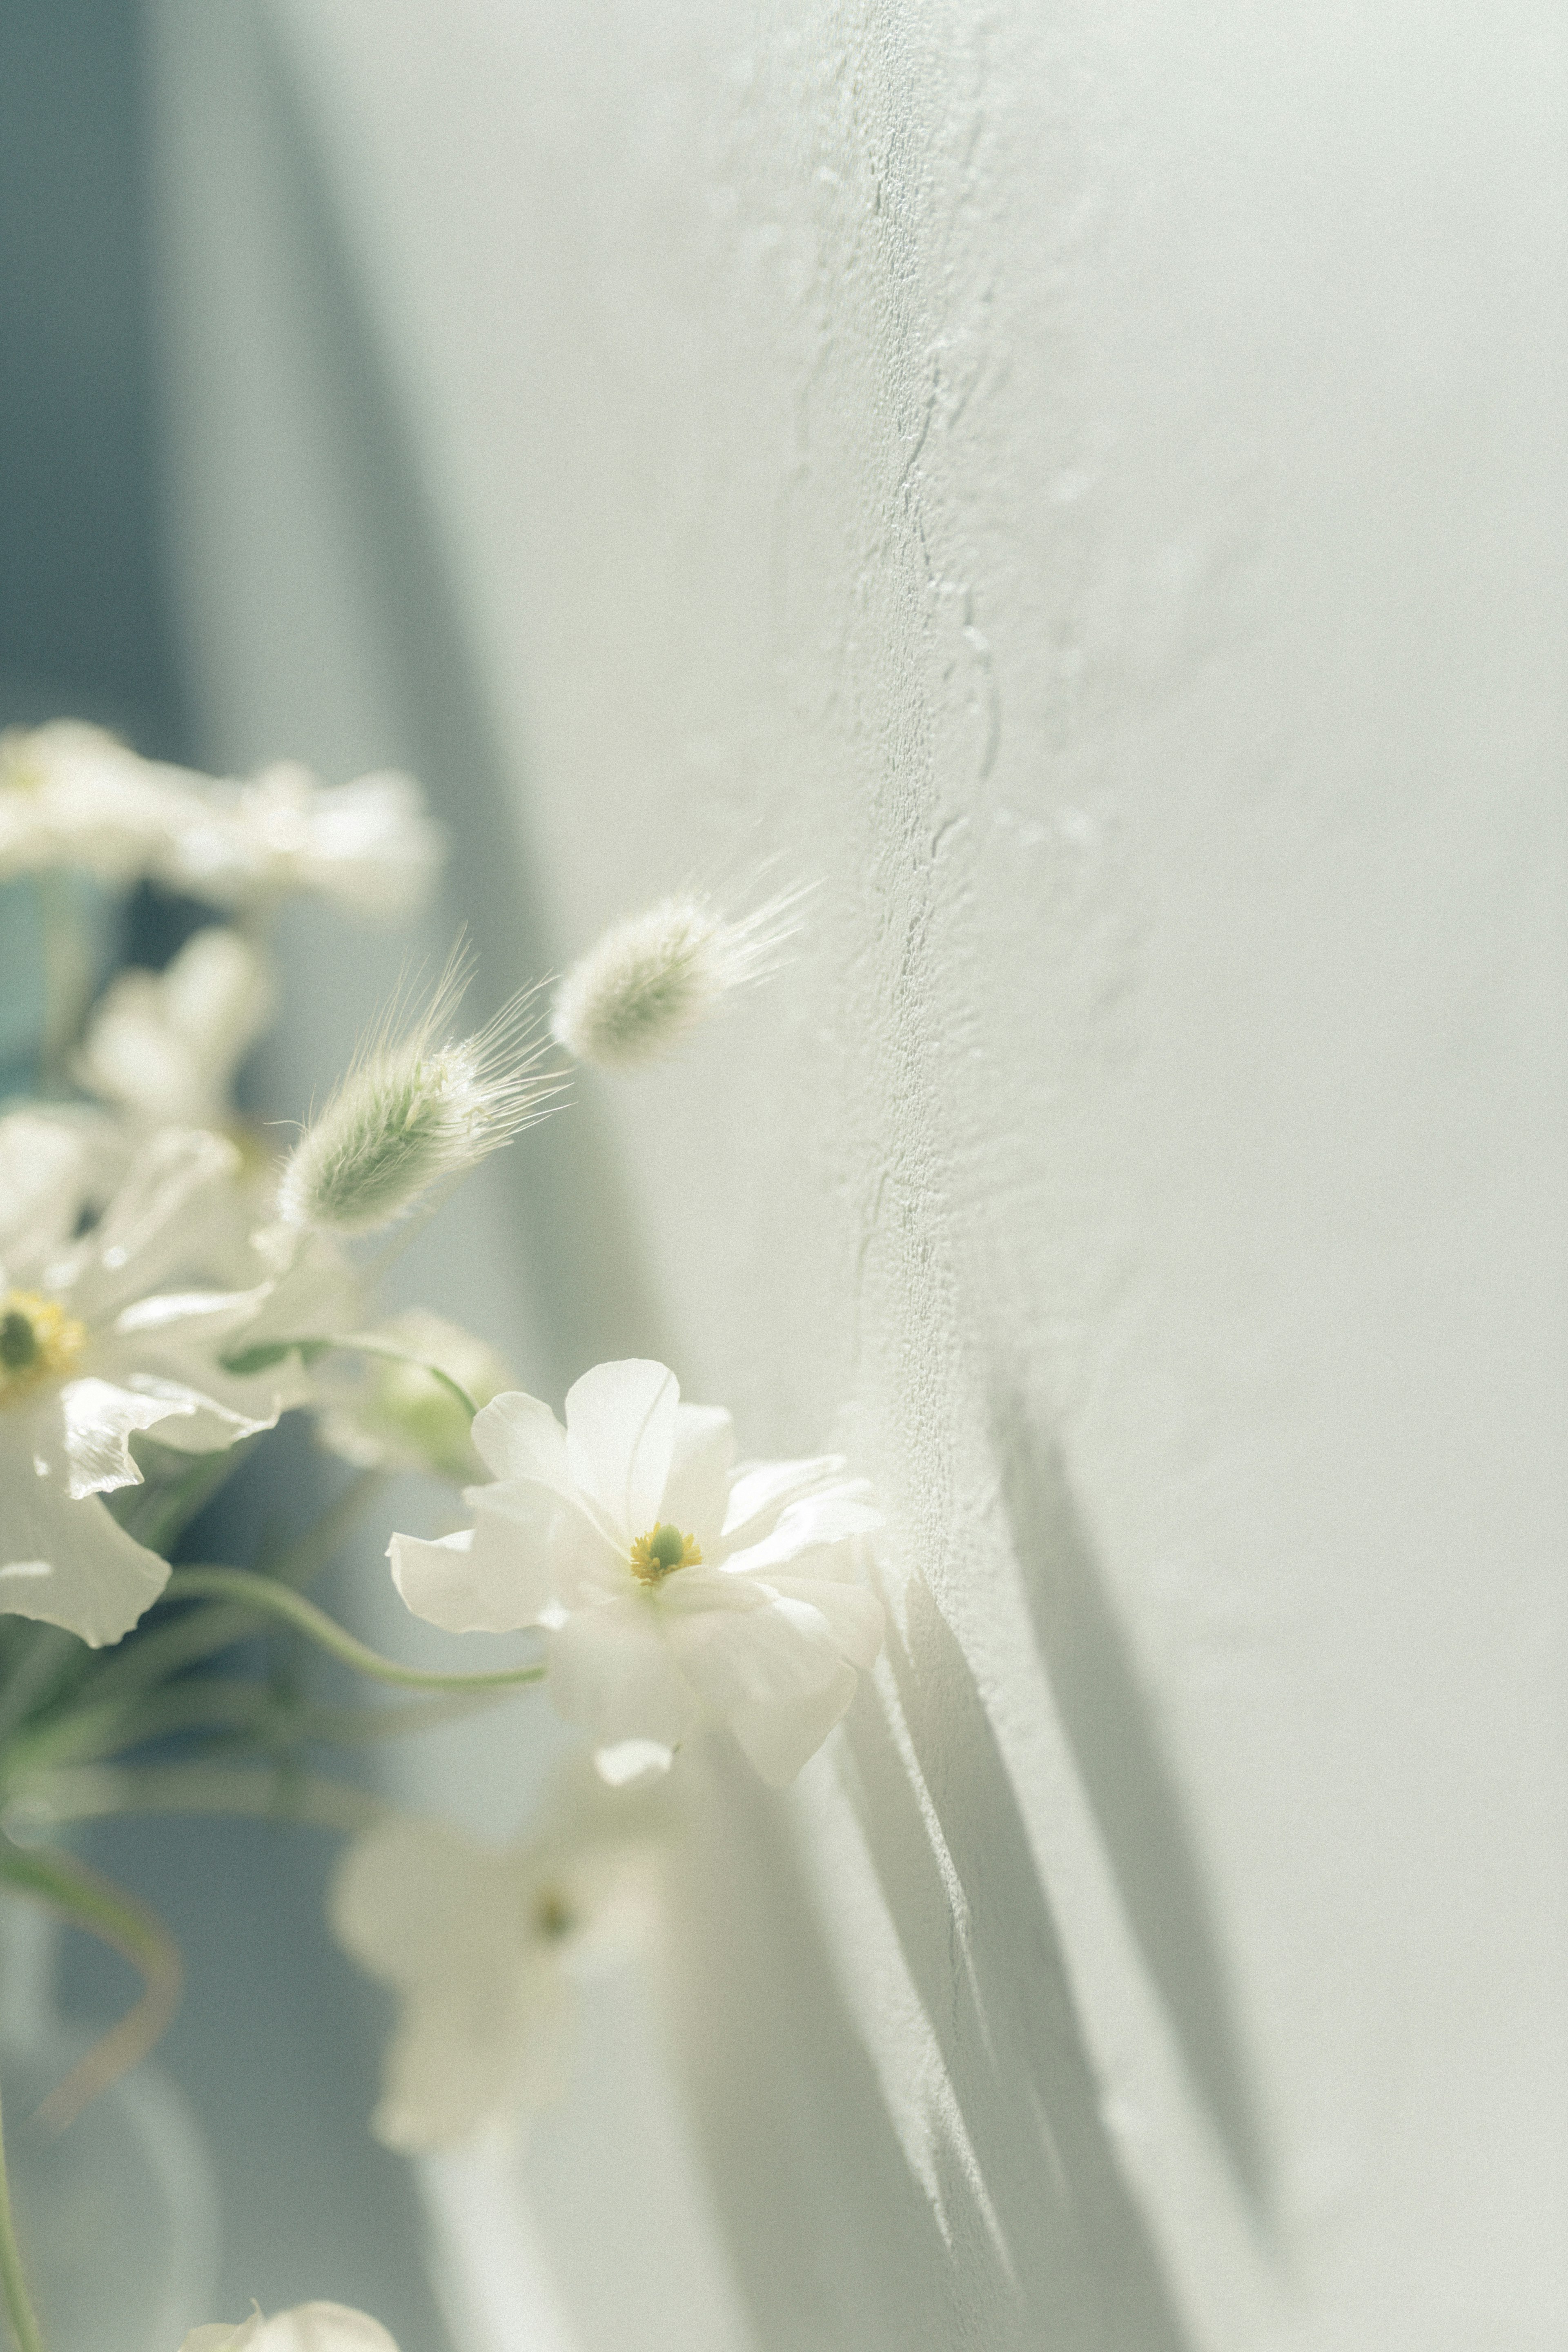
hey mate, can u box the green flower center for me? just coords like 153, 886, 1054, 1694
628, 1521, 702, 1586
535, 1889, 575, 1941
0, 1291, 86, 1404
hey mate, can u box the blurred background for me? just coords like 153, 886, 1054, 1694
3, 3, 1566, 2350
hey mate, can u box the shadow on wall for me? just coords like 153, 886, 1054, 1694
672, 1387, 1276, 2349
668, 1589, 1192, 2352
844, 1588, 1191, 2352
988, 1382, 1274, 2227
175, 2, 675, 1398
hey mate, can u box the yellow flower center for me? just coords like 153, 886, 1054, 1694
628, 1521, 702, 1586
0, 1290, 87, 1405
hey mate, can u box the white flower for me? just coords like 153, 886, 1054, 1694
0, 722, 207, 886
277, 959, 556, 1238
75, 927, 275, 1127
390, 1359, 885, 1786
330, 1782, 662, 2151
550, 889, 802, 1069
179, 2305, 398, 2352
0, 1111, 332, 1646
315, 1308, 512, 1482
160, 761, 442, 920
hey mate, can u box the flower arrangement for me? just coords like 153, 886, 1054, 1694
0, 724, 884, 2350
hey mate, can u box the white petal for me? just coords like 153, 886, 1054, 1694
660, 1404, 734, 1552
387, 1527, 530, 1636
253, 2308, 402, 2352
58, 1374, 274, 1499
564, 1359, 678, 1537
0, 1441, 168, 1645
0, 1111, 106, 1270
330, 1816, 522, 1989
593, 1739, 675, 1788
470, 1390, 569, 1486
468, 1478, 623, 1617
663, 1590, 860, 1786
547, 1598, 698, 1751
723, 1486, 883, 1574
720, 1453, 850, 1549
65, 1127, 244, 1321
372, 1962, 572, 2152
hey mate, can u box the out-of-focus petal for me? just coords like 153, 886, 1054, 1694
723, 1486, 883, 1575
373, 1962, 572, 2152
547, 1597, 698, 1752
664, 1592, 860, 1786
564, 1359, 678, 1538
720, 1452, 850, 1550
64, 1127, 245, 1321
330, 1815, 524, 1989
249, 2307, 401, 2352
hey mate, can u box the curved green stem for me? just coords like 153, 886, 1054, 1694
0, 1839, 181, 2137
161, 1568, 544, 1693
334, 1337, 481, 1423
0, 2068, 45, 2352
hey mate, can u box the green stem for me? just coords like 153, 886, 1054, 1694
4, 1674, 504, 1785
74, 1603, 258, 1712
161, 1568, 544, 1693
35, 871, 92, 1101
0, 2070, 45, 2352
10, 1763, 387, 1838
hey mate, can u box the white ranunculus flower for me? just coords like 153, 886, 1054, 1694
314, 1307, 513, 1483
179, 2303, 398, 2351
159, 761, 442, 919
330, 1784, 662, 2151
390, 1359, 885, 1786
0, 1111, 336, 1645
76, 927, 276, 1127
0, 722, 208, 885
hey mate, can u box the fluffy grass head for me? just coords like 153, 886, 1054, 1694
278, 955, 557, 1237
550, 889, 804, 1071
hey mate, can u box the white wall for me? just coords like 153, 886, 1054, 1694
153, 4, 1568, 2347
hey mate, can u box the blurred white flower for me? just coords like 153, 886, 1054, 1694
160, 761, 442, 920
75, 927, 275, 1128
390, 1359, 884, 1786
179, 2305, 398, 2352
315, 1307, 512, 1483
0, 1111, 336, 1645
0, 722, 207, 886
330, 1776, 663, 2150
550, 889, 802, 1069
277, 958, 556, 1239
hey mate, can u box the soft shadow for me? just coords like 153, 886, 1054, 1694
988, 1380, 1273, 2222
843, 1584, 1193, 2351
665, 1747, 967, 2352
236, 9, 677, 1394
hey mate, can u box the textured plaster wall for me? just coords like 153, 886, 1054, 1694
153, 4, 1566, 2348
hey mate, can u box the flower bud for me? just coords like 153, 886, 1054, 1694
550, 890, 802, 1070
278, 960, 555, 1237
